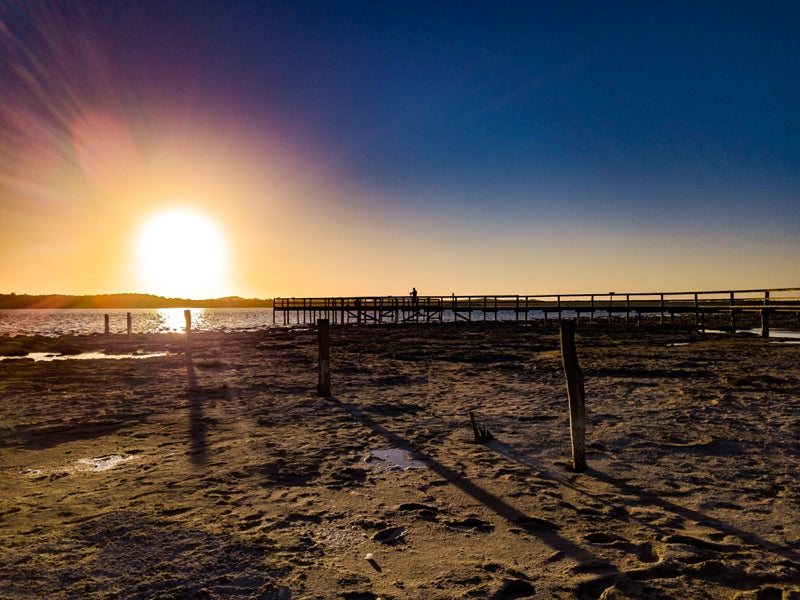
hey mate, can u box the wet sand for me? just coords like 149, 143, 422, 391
1, 323, 799, 599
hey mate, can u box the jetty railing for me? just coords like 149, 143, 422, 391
272, 287, 800, 335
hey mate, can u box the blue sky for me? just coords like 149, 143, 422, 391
1, 1, 798, 297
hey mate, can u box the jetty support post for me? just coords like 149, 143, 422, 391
127, 312, 132, 336
761, 291, 770, 338
625, 294, 631, 325
104, 314, 110, 335
559, 320, 587, 472
317, 318, 331, 396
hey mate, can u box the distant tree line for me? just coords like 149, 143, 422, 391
0, 293, 274, 309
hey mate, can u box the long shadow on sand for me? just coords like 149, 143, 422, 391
185, 354, 207, 465
333, 395, 800, 596
486, 439, 800, 595
328, 396, 617, 578
489, 439, 799, 562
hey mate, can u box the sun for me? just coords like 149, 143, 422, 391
134, 209, 229, 299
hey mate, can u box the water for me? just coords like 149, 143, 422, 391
0, 308, 283, 336
0, 351, 168, 362
0, 307, 561, 336
3, 307, 797, 338
704, 328, 800, 340
369, 448, 426, 470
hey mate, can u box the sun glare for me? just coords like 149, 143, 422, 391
135, 209, 228, 299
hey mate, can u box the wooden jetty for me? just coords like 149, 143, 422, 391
273, 287, 800, 336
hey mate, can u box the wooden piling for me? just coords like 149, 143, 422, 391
559, 320, 587, 472
317, 318, 331, 396
625, 294, 630, 325
557, 295, 562, 323
126, 312, 132, 336
184, 309, 192, 354
104, 314, 110, 335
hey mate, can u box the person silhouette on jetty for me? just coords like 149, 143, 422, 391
410, 287, 418, 307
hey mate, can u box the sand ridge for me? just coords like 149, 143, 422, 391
1, 323, 799, 599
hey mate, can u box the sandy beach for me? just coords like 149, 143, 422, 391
1, 323, 799, 599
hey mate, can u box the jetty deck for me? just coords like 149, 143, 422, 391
273, 287, 800, 335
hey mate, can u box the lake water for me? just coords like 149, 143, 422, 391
0, 308, 285, 336
0, 307, 560, 336
4, 307, 798, 339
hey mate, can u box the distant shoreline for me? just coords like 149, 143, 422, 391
0, 293, 273, 310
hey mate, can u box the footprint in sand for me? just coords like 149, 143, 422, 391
371, 526, 406, 544
444, 516, 494, 533
489, 578, 535, 599
396, 502, 440, 521
583, 532, 659, 563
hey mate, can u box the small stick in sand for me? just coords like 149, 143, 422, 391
470, 411, 494, 443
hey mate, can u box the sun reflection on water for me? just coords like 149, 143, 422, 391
154, 308, 202, 333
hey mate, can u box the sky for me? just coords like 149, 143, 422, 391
1, 1, 798, 299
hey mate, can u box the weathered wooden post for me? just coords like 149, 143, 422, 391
104, 314, 110, 334
625, 294, 631, 325
559, 320, 587, 472
761, 291, 770, 338
126, 312, 132, 336
184, 309, 192, 354
317, 318, 331, 396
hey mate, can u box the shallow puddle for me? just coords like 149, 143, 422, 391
704, 328, 800, 340
76, 454, 135, 472
1, 351, 168, 362
23, 454, 135, 477
369, 448, 426, 470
